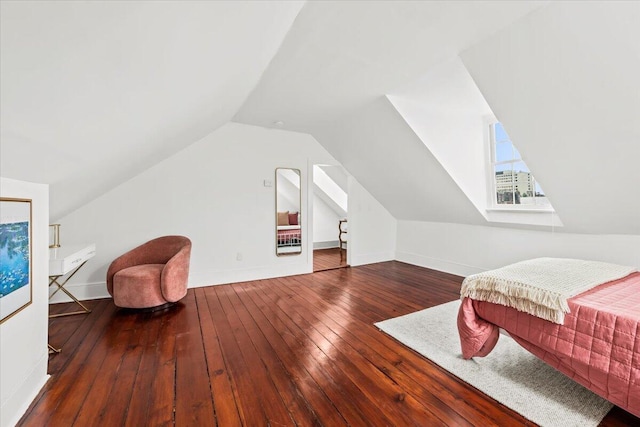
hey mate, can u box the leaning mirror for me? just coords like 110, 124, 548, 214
276, 168, 302, 256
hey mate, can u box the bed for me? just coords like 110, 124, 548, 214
276, 210, 301, 252
277, 225, 301, 247
457, 258, 640, 418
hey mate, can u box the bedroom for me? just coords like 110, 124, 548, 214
1, 1, 638, 426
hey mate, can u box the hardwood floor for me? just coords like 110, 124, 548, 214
313, 247, 348, 272
21, 261, 638, 426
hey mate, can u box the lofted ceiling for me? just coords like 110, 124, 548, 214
234, 1, 544, 131
0, 0, 303, 219
234, 0, 545, 226
2, 1, 638, 235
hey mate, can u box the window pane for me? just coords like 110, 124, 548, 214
494, 123, 510, 143
495, 142, 514, 163
494, 162, 511, 172
533, 180, 551, 207
513, 146, 522, 160
512, 161, 530, 174
490, 121, 554, 210
512, 161, 533, 199
495, 165, 515, 205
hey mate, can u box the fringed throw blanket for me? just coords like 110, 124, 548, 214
460, 258, 636, 324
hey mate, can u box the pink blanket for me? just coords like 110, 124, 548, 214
458, 272, 640, 418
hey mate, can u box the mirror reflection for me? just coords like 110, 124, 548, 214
276, 168, 302, 256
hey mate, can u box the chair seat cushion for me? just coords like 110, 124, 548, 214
113, 264, 165, 308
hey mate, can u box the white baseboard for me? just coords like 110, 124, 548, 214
313, 240, 340, 249
350, 251, 394, 267
394, 251, 485, 277
189, 262, 313, 288
49, 281, 110, 304
2, 355, 49, 427
46, 264, 313, 301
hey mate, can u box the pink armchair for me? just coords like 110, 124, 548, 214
106, 236, 191, 309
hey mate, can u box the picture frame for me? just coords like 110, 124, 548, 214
0, 198, 33, 324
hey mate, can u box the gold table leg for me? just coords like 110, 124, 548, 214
48, 260, 93, 353
48, 260, 92, 318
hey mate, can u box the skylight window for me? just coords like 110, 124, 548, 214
490, 122, 551, 209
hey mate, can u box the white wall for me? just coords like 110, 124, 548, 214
313, 97, 485, 226
387, 57, 492, 217
348, 176, 397, 266
313, 194, 340, 246
397, 221, 640, 278
54, 123, 397, 300
0, 177, 49, 427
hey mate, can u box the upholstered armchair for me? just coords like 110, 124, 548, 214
106, 236, 191, 309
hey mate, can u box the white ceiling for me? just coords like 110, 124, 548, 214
234, 1, 545, 132
234, 0, 545, 226
1, 0, 303, 219
2, 1, 637, 235
461, 1, 640, 234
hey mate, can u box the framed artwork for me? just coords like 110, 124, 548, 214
0, 198, 32, 324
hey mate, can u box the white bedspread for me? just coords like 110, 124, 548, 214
460, 258, 636, 324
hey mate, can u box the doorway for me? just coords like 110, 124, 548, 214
311, 165, 349, 272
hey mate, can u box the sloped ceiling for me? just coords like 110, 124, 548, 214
236, 0, 639, 235
0, 1, 303, 219
3, 1, 637, 235
460, 1, 640, 234
234, 0, 545, 226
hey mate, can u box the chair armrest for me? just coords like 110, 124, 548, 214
160, 244, 191, 302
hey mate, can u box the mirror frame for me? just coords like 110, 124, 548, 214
275, 167, 302, 257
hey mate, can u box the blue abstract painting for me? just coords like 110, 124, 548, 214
0, 221, 30, 298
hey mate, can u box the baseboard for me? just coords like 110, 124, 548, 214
394, 251, 485, 277
189, 263, 313, 288
49, 281, 110, 304
313, 240, 340, 249
2, 355, 49, 427
46, 263, 315, 301
350, 251, 394, 267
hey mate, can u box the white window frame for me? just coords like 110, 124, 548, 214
487, 120, 553, 212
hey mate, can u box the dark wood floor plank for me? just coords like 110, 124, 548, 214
47, 312, 138, 426
123, 310, 165, 427
223, 285, 322, 426
19, 301, 119, 426
174, 290, 217, 426
144, 305, 180, 427
80, 314, 149, 427
47, 299, 111, 375
203, 286, 271, 426
19, 261, 638, 427
280, 274, 530, 427
268, 276, 470, 425
246, 280, 387, 426
240, 280, 373, 425
195, 288, 243, 427
253, 278, 435, 427
267, 277, 451, 427
313, 247, 347, 272
213, 285, 299, 426
296, 267, 531, 426
232, 282, 350, 426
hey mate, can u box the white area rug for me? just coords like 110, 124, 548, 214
375, 301, 613, 427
